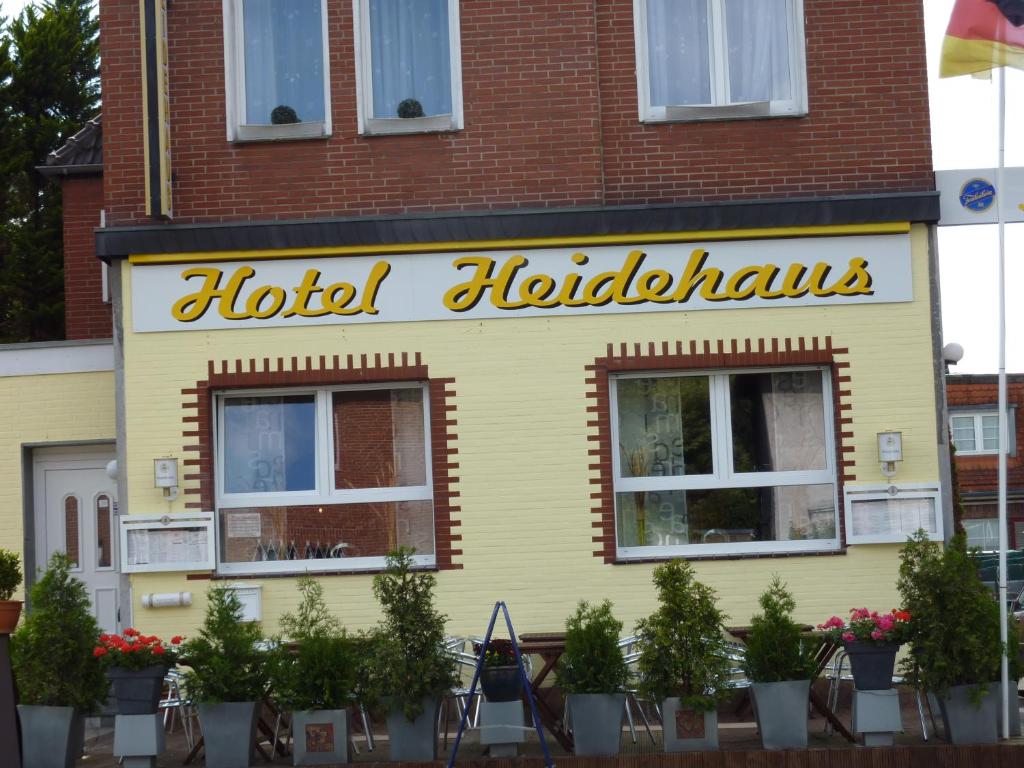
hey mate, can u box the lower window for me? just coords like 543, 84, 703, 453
215, 383, 435, 573
611, 368, 839, 557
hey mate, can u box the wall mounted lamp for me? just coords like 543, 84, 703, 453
877, 431, 903, 493
154, 457, 179, 501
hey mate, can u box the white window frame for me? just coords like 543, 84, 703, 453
950, 409, 1009, 456
632, 0, 807, 123
610, 366, 839, 559
214, 382, 435, 574
352, 0, 463, 136
222, 0, 333, 142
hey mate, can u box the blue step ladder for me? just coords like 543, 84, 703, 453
446, 601, 555, 768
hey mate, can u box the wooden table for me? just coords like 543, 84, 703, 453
517, 632, 573, 751
727, 626, 855, 743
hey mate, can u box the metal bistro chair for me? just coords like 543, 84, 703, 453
824, 650, 936, 740
619, 635, 659, 745
159, 668, 197, 749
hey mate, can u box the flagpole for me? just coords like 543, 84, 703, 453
991, 61, 1007, 745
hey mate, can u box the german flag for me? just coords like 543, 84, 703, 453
941, 0, 1024, 77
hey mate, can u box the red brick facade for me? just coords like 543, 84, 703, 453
98, 0, 934, 227
62, 176, 110, 340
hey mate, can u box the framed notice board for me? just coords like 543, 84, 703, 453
843, 485, 943, 545
119, 512, 215, 573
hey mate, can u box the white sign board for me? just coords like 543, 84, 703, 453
119, 512, 215, 572
131, 234, 914, 333
936, 167, 1024, 226
844, 485, 943, 545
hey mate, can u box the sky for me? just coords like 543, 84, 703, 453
0, 0, 1020, 372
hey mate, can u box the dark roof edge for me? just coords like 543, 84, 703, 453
948, 373, 1024, 384
96, 190, 940, 259
37, 163, 103, 178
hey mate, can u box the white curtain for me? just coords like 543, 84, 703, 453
369, 0, 451, 118
724, 0, 791, 103
646, 0, 710, 106
243, 0, 325, 124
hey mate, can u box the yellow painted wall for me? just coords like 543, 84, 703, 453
119, 225, 938, 639
0, 369, 116, 598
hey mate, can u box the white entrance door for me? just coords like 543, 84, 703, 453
33, 446, 121, 634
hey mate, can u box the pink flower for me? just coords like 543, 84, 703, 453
842, 632, 856, 643
871, 629, 884, 641
877, 615, 894, 631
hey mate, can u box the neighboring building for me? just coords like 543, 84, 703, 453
947, 374, 1024, 550
2, 0, 949, 639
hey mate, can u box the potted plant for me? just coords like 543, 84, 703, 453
479, 638, 521, 702
272, 575, 358, 766
818, 607, 912, 690
181, 585, 269, 768
742, 576, 817, 750
556, 599, 629, 756
361, 548, 457, 762
10, 553, 107, 768
0, 548, 23, 633
94, 629, 182, 714
898, 530, 1003, 744
634, 560, 731, 752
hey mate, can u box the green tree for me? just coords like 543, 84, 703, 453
0, 0, 99, 342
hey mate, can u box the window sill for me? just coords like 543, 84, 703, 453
642, 103, 806, 124
232, 121, 329, 143
614, 544, 844, 563
361, 114, 459, 136
210, 553, 436, 577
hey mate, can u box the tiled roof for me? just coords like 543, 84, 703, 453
39, 115, 102, 176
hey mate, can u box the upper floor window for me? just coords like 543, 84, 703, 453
354, 0, 463, 135
223, 0, 332, 141
950, 410, 1003, 455
633, 0, 807, 122
215, 383, 435, 573
611, 367, 838, 558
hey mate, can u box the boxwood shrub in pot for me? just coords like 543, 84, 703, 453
742, 576, 817, 750
555, 599, 629, 756
0, 548, 23, 633
634, 560, 731, 752
271, 575, 358, 766
360, 548, 457, 762
11, 553, 107, 768
898, 531, 1003, 744
181, 585, 269, 768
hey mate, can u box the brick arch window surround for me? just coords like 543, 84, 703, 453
586, 336, 853, 564
181, 352, 462, 572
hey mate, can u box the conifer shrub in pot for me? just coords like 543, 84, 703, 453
360, 548, 457, 762
742, 576, 817, 750
271, 575, 358, 766
0, 548, 23, 633
634, 560, 731, 752
898, 531, 1003, 744
11, 554, 107, 768
555, 599, 629, 756
181, 585, 269, 768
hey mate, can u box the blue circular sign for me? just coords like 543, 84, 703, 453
959, 178, 996, 212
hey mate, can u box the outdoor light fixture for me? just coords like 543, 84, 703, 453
154, 457, 179, 501
877, 431, 903, 492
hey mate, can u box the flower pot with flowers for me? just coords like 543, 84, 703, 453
181, 585, 269, 768
818, 608, 912, 690
479, 638, 521, 702
0, 548, 23, 633
360, 549, 458, 762
94, 629, 183, 714
10, 554, 107, 768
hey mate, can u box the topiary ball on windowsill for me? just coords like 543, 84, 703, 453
271, 105, 300, 125
397, 98, 424, 118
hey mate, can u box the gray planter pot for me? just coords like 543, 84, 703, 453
385, 697, 440, 762
17, 705, 82, 768
939, 684, 998, 744
566, 693, 625, 756
751, 679, 810, 749
660, 698, 718, 752
197, 701, 258, 768
292, 709, 351, 765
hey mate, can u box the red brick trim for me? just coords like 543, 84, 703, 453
181, 351, 462, 571
585, 337, 852, 564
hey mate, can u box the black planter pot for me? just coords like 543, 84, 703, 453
480, 665, 522, 702
843, 641, 899, 690
107, 665, 168, 714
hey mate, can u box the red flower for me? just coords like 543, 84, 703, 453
123, 627, 140, 638
152, 645, 166, 655
93, 647, 107, 657
171, 636, 183, 645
